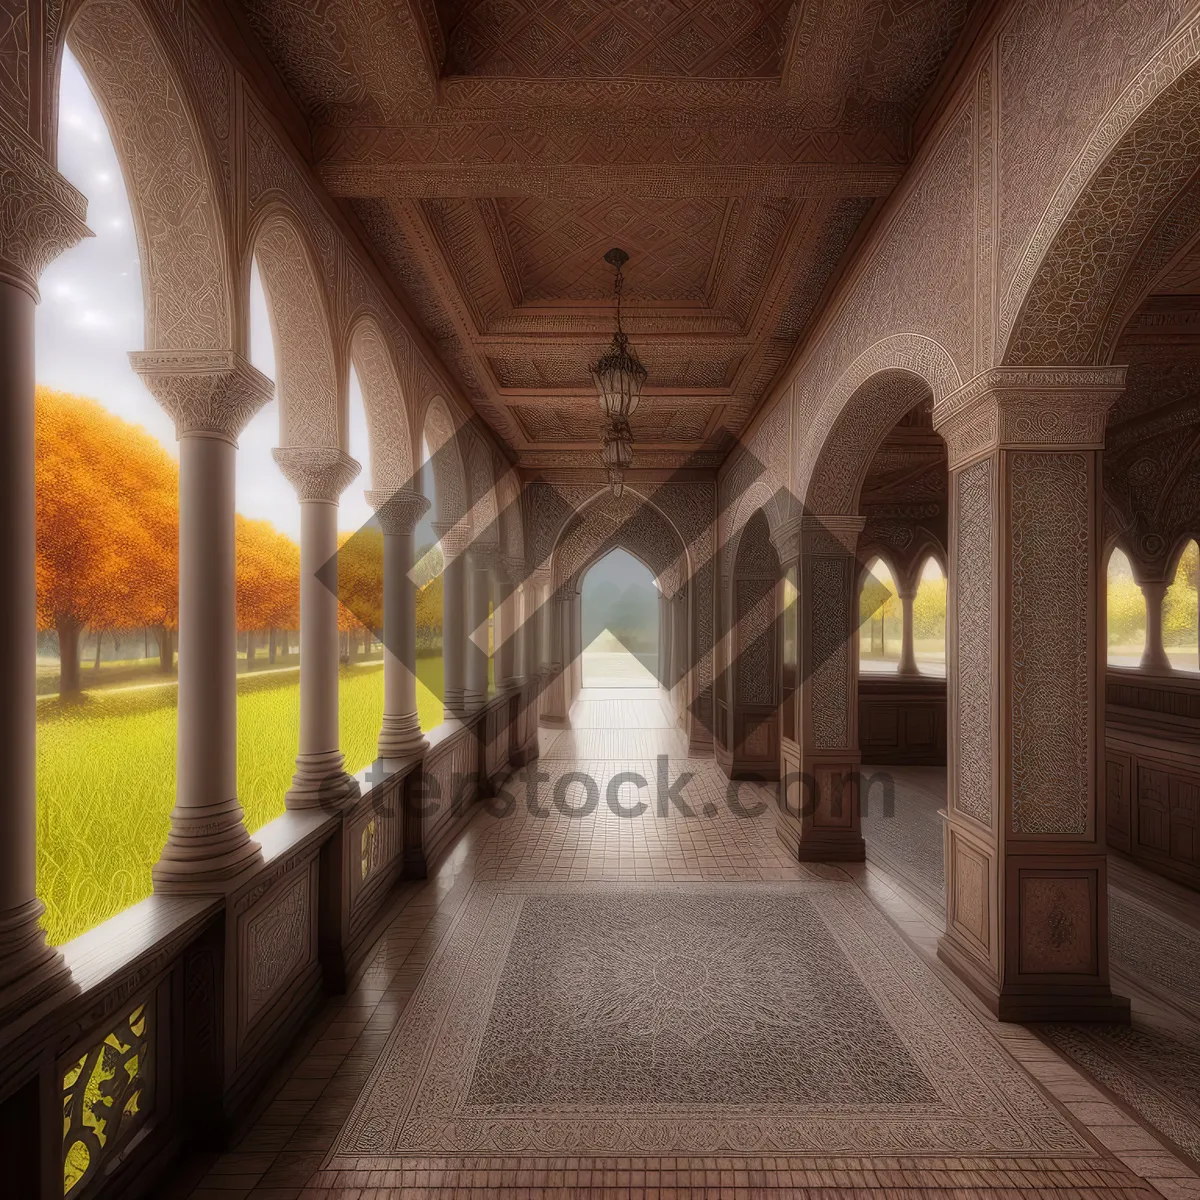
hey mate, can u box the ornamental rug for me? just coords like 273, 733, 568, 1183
329, 880, 1088, 1164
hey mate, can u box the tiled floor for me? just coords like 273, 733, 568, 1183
861, 767, 1200, 1182
182, 688, 1200, 1198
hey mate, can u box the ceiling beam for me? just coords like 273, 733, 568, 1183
321, 162, 904, 200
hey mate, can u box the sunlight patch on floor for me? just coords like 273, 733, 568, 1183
581, 630, 658, 688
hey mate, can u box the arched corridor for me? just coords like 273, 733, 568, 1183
6, 2, 1200, 1197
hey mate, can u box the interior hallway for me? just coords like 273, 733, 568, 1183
182, 686, 1200, 1199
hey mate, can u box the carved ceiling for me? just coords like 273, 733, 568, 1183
238, 0, 981, 475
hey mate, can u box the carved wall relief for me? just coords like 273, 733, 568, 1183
954, 456, 995, 826
1009, 451, 1092, 837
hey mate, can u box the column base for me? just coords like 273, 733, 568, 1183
0, 900, 76, 1030
464, 688, 488, 711
539, 712, 570, 729
775, 811, 865, 862
378, 711, 427, 758
937, 935, 1131, 1023
153, 797, 264, 889
286, 751, 361, 811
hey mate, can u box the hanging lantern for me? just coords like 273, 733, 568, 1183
602, 417, 634, 498
591, 247, 647, 426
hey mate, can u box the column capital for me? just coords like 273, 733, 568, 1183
497, 555, 525, 585
933, 366, 1126, 470
769, 516, 802, 562
801, 514, 865, 556
274, 446, 361, 502
367, 488, 429, 535
0, 120, 91, 297
131, 350, 273, 441
432, 519, 470, 557
468, 542, 498, 568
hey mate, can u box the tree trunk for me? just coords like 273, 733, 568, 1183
268, 627, 277, 664
58, 616, 82, 699
93, 630, 103, 671
246, 628, 256, 667
281, 629, 289, 657
157, 625, 174, 673
144, 626, 149, 659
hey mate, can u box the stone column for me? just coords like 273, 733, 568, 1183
540, 592, 570, 728
465, 546, 493, 709
368, 489, 430, 759
0, 159, 89, 1023
522, 579, 540, 683
770, 521, 802, 797
567, 590, 582, 702
435, 523, 467, 719
131, 352, 275, 889
672, 588, 688, 707
495, 557, 522, 688
934, 367, 1128, 1022
779, 515, 867, 863
529, 571, 551, 720
274, 447, 362, 810
897, 581, 920, 676
1137, 578, 1172, 672
662, 590, 672, 686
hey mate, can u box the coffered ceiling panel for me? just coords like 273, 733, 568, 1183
437, 0, 795, 79
496, 196, 729, 304
239, 0, 982, 473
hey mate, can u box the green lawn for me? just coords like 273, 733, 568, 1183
36, 656, 445, 946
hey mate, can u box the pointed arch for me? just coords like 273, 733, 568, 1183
346, 313, 414, 492
248, 207, 339, 448
799, 336, 957, 515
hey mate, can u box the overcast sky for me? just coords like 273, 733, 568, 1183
36, 47, 376, 542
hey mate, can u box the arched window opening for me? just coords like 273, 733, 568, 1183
33, 47, 180, 945
912, 557, 947, 676
859, 557, 899, 673
1107, 548, 1146, 667
581, 548, 660, 687
1164, 539, 1199, 672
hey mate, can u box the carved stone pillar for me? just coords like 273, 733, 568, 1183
522, 578, 541, 683
465, 546, 493, 709
540, 593, 570, 728
496, 557, 524, 688
436, 524, 468, 718
1137, 578, 1172, 673
934, 367, 1129, 1022
897, 582, 919, 676
568, 589, 582, 702
672, 587, 688, 708
132, 352, 274, 885
658, 592, 670, 685
367, 489, 430, 758
779, 516, 866, 862
0, 152, 89, 1024
770, 520, 802, 792
528, 571, 551, 722
274, 447, 362, 810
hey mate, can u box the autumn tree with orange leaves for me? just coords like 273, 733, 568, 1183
35, 386, 316, 696
35, 387, 177, 696
236, 516, 300, 664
